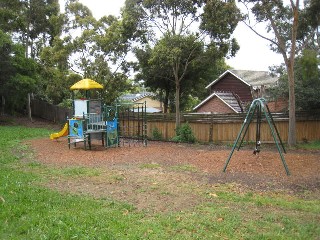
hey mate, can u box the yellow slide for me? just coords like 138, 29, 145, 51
50, 123, 68, 140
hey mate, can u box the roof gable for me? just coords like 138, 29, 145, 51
205, 70, 250, 89
193, 91, 242, 113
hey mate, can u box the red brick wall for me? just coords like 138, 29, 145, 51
267, 99, 288, 112
196, 96, 235, 113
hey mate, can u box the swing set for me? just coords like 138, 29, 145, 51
223, 98, 290, 175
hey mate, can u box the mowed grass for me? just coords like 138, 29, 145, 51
0, 126, 319, 239
298, 140, 320, 150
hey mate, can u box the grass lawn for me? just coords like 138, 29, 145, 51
297, 140, 320, 150
0, 125, 319, 239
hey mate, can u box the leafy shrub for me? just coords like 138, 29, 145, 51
152, 127, 163, 140
172, 122, 196, 143
58, 99, 73, 108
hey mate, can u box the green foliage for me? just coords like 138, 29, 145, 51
151, 127, 163, 140
128, 0, 241, 118
49, 1, 134, 105
0, 30, 13, 89
269, 49, 320, 110
240, 0, 305, 145
297, 0, 320, 51
299, 49, 319, 81
134, 45, 174, 112
1, 0, 241, 115
57, 99, 73, 108
0, 0, 62, 58
201, 0, 242, 45
0, 0, 137, 110
135, 35, 229, 113
0, 38, 41, 113
183, 95, 201, 112
172, 122, 196, 143
37, 59, 82, 105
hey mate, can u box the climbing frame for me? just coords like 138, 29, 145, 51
117, 102, 147, 147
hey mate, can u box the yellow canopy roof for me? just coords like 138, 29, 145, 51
70, 79, 103, 90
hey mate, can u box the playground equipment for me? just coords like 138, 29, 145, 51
67, 78, 106, 150
118, 102, 148, 147
103, 105, 118, 147
50, 78, 148, 150
223, 98, 290, 175
50, 122, 68, 140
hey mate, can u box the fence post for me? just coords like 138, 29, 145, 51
209, 113, 213, 143
165, 119, 169, 140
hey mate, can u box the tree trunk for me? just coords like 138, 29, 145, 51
164, 89, 170, 113
25, 33, 29, 58
287, 62, 296, 147
175, 81, 180, 130
286, 0, 299, 147
242, 0, 299, 146
27, 93, 33, 122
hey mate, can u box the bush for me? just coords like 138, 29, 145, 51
172, 122, 196, 143
151, 127, 163, 140
58, 99, 73, 108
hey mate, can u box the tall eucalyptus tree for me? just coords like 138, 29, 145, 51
239, 0, 319, 146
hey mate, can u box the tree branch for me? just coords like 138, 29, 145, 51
178, 46, 197, 83
242, 20, 279, 47
267, 16, 287, 53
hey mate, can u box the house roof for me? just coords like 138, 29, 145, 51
193, 91, 242, 113
119, 92, 156, 102
232, 70, 278, 87
205, 69, 278, 90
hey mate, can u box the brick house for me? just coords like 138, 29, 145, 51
193, 70, 287, 113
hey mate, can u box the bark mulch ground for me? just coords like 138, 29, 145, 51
10, 116, 320, 212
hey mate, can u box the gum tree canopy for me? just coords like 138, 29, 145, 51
238, 0, 320, 146
123, 0, 241, 128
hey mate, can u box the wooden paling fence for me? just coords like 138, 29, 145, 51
31, 99, 72, 123
145, 112, 320, 143
31, 99, 320, 143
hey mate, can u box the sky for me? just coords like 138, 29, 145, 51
59, 0, 284, 72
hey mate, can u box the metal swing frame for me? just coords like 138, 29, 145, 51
223, 98, 290, 175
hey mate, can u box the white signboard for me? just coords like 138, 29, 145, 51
74, 99, 88, 117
